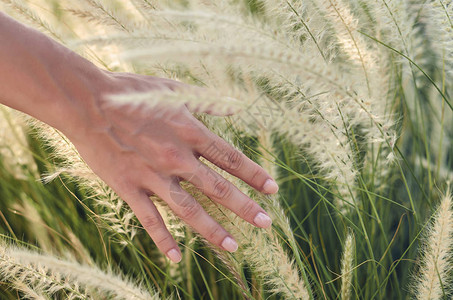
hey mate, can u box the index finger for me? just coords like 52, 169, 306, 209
195, 132, 279, 194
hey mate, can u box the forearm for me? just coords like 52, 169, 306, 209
0, 11, 109, 136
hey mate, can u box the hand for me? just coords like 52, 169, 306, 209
0, 11, 275, 263
64, 72, 279, 263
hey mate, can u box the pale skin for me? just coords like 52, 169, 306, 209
0, 12, 279, 263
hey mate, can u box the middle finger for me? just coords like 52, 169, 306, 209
178, 161, 272, 229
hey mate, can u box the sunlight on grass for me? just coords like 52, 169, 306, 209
0, 0, 452, 299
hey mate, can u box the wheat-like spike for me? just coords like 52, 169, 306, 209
255, 130, 299, 238
128, 0, 158, 12
77, 0, 133, 32
143, 9, 296, 50
206, 246, 251, 299
369, 0, 430, 111
0, 239, 157, 299
26, 118, 140, 243
340, 231, 355, 300
12, 251, 156, 299
121, 39, 393, 142
71, 2, 393, 146
424, 0, 453, 76
260, 0, 332, 60
0, 106, 38, 180
10, 280, 49, 300
242, 228, 310, 299
0, 0, 63, 41
257, 129, 279, 182
414, 189, 453, 299
107, 86, 244, 116
317, 0, 378, 95
424, 82, 453, 173
371, 0, 417, 56
262, 69, 395, 200
11, 195, 53, 253
182, 158, 312, 299
72, 4, 307, 61
176, 180, 252, 298
25, 118, 88, 178
235, 93, 357, 213
32, 116, 185, 244
65, 8, 114, 28
0, 243, 91, 299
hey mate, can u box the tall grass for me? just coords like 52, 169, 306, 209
0, 0, 452, 299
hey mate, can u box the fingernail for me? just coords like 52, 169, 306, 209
254, 212, 272, 228
167, 248, 182, 263
221, 237, 238, 252
263, 179, 279, 194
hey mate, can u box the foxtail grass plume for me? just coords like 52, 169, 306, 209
182, 157, 312, 299
0, 106, 38, 179
0, 239, 158, 299
414, 189, 453, 299
27, 118, 140, 244
340, 231, 355, 300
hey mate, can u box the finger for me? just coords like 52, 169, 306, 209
124, 190, 182, 263
161, 179, 239, 252
178, 162, 272, 228
195, 133, 279, 194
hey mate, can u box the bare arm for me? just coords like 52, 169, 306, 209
0, 11, 106, 133
0, 11, 278, 263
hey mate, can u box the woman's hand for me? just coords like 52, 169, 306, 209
0, 12, 277, 263
64, 72, 279, 263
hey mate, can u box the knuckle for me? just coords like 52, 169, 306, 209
160, 145, 183, 167
250, 167, 262, 183
206, 226, 224, 243
224, 150, 243, 171
159, 145, 194, 174
172, 163, 193, 176
181, 125, 203, 144
155, 234, 173, 246
212, 180, 232, 200
141, 215, 162, 230
241, 200, 256, 219
113, 177, 136, 199
178, 160, 196, 173
172, 190, 193, 207
179, 202, 201, 220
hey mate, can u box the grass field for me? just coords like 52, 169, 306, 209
0, 0, 452, 299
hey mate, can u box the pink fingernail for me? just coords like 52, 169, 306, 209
254, 212, 272, 228
167, 248, 182, 263
221, 237, 238, 252
263, 179, 279, 194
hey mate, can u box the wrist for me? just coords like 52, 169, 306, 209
53, 64, 114, 142
0, 12, 115, 143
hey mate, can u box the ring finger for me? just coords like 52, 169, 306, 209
178, 161, 272, 229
